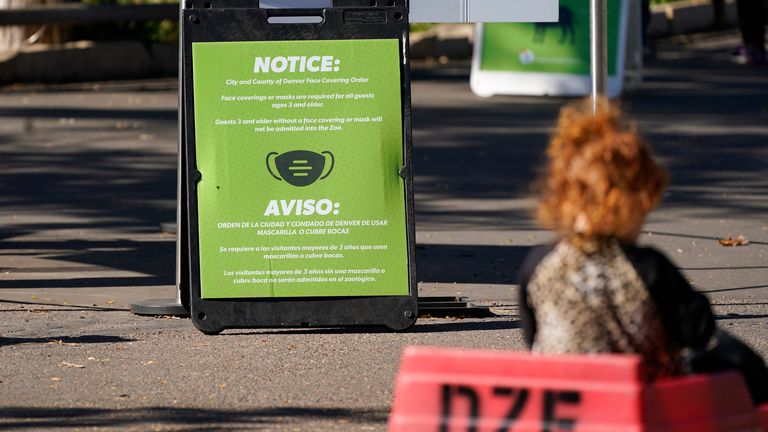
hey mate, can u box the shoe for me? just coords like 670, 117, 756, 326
642, 44, 657, 62
730, 45, 767, 65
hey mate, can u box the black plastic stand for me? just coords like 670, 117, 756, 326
130, 298, 189, 316
178, 0, 417, 334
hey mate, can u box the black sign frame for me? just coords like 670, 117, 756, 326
181, 0, 417, 334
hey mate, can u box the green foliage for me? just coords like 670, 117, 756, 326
410, 23, 435, 33
72, 0, 179, 44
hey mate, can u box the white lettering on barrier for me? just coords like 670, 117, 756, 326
264, 199, 340, 216
254, 56, 341, 73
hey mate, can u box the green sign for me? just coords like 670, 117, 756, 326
192, 39, 409, 299
470, 0, 628, 97
480, 0, 622, 75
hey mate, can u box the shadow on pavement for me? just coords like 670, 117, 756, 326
0, 276, 171, 289
224, 319, 520, 336
416, 244, 531, 285
412, 102, 556, 231
0, 299, 128, 311
0, 239, 175, 289
0, 144, 177, 240
0, 406, 387, 430
0, 106, 177, 121
407, 319, 520, 332
715, 313, 768, 321
705, 284, 768, 294
0, 335, 135, 347
411, 40, 768, 229
623, 44, 768, 220
0, 97, 178, 272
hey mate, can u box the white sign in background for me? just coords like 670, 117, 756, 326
470, 0, 629, 98
409, 0, 557, 23
257, 0, 559, 23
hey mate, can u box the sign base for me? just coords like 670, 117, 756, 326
130, 299, 190, 317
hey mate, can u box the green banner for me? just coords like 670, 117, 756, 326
192, 39, 409, 299
480, 0, 622, 76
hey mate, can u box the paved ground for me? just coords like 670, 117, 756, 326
1, 31, 767, 430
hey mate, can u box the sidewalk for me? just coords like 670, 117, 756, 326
1, 30, 767, 431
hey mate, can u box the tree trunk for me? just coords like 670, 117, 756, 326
0, 0, 48, 52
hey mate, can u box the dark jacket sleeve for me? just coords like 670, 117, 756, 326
621, 245, 716, 349
517, 244, 556, 348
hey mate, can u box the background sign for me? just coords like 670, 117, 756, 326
409, 0, 558, 23
192, 39, 409, 299
470, 0, 628, 97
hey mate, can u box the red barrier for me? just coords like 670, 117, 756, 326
388, 346, 766, 432
645, 372, 760, 432
389, 346, 645, 432
759, 404, 768, 430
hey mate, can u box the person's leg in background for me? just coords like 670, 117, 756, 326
641, 0, 656, 59
734, 0, 766, 64
642, 0, 651, 37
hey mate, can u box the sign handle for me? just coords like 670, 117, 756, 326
590, 0, 608, 113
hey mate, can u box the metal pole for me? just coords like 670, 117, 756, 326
130, 0, 189, 317
590, 0, 608, 114
175, 0, 185, 309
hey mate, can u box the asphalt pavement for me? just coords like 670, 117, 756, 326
1, 30, 767, 431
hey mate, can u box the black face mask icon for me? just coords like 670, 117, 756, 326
266, 150, 335, 187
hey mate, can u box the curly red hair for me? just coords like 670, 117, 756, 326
536, 98, 668, 242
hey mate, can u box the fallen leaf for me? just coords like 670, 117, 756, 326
61, 362, 85, 369
48, 340, 79, 347
719, 235, 749, 247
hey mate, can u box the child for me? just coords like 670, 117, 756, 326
517, 98, 715, 381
